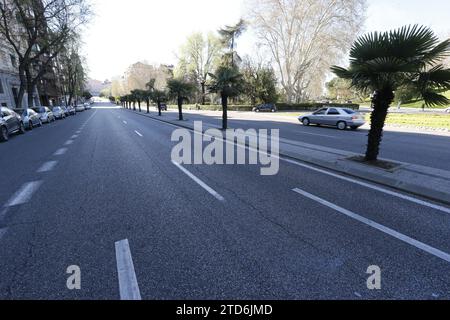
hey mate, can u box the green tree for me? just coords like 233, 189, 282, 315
332, 25, 450, 161
131, 89, 146, 112
218, 19, 246, 67
209, 66, 244, 130
152, 89, 167, 117
167, 79, 195, 121
241, 58, 278, 105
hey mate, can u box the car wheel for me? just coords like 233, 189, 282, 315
19, 122, 26, 134
337, 121, 347, 130
302, 118, 310, 126
0, 126, 8, 142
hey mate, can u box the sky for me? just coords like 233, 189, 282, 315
82, 0, 450, 81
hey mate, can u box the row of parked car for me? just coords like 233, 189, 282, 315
0, 103, 93, 142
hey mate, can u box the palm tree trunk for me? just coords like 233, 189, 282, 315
365, 89, 394, 161
201, 82, 206, 105
178, 96, 183, 121
221, 93, 228, 130
158, 101, 162, 116
138, 101, 141, 112
146, 99, 149, 113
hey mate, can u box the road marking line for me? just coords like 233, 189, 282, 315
71, 135, 79, 139
140, 113, 450, 213
0, 208, 9, 221
172, 160, 225, 201
37, 161, 58, 173
54, 148, 68, 156
284, 158, 450, 215
64, 140, 74, 146
115, 239, 142, 300
292, 188, 450, 263
134, 130, 143, 137
298, 131, 336, 138
5, 181, 43, 207
123, 121, 127, 125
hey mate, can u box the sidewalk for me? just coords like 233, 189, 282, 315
127, 109, 450, 205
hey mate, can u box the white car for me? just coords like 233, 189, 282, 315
299, 107, 366, 130
75, 105, 85, 112
84, 103, 92, 110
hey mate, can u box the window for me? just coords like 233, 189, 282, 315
10, 55, 17, 68
343, 109, 356, 114
327, 108, 340, 115
313, 108, 327, 115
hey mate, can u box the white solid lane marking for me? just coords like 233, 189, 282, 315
37, 161, 58, 173
293, 188, 450, 263
64, 140, 74, 146
123, 121, 127, 125
299, 131, 336, 138
284, 158, 450, 215
5, 181, 43, 207
54, 148, 68, 156
172, 161, 225, 201
134, 130, 143, 137
115, 239, 142, 300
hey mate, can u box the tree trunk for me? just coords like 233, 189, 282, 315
138, 101, 141, 112
365, 89, 394, 161
133, 102, 136, 111
201, 82, 206, 105
25, 68, 35, 108
178, 96, 183, 121
221, 93, 228, 130
146, 99, 150, 113
158, 101, 162, 116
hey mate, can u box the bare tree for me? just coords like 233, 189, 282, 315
246, 0, 366, 103
0, 0, 91, 108
176, 32, 222, 105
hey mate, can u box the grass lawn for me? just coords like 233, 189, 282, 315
365, 113, 450, 130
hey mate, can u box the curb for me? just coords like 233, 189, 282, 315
124, 108, 450, 206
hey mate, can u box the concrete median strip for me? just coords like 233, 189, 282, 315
293, 188, 450, 263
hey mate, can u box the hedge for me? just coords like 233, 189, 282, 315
167, 103, 359, 112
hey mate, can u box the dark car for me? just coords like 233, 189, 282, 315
158, 103, 168, 111
0, 107, 26, 142
253, 103, 277, 113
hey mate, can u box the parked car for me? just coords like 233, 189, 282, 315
60, 106, 70, 117
21, 108, 42, 130
159, 103, 168, 111
33, 107, 55, 123
75, 105, 85, 112
299, 107, 366, 130
52, 106, 66, 120
67, 106, 76, 115
0, 107, 26, 141
84, 103, 92, 110
253, 103, 277, 113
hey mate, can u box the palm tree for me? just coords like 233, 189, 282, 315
167, 78, 195, 121
145, 79, 156, 113
152, 89, 167, 117
332, 25, 450, 161
131, 89, 146, 112
218, 19, 246, 66
209, 65, 244, 130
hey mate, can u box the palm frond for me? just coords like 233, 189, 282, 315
421, 90, 450, 107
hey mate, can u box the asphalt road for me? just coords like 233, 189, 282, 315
161, 109, 450, 171
0, 102, 449, 299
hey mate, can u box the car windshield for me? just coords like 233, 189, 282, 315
314, 109, 327, 115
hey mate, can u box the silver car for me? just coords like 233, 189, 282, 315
33, 107, 55, 123
21, 109, 42, 130
299, 107, 366, 130
52, 106, 66, 120
75, 105, 85, 112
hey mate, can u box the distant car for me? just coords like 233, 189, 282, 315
52, 106, 66, 120
299, 107, 366, 130
60, 106, 70, 117
0, 107, 26, 141
253, 104, 277, 113
159, 103, 168, 111
33, 107, 55, 123
84, 103, 91, 110
75, 105, 85, 112
21, 109, 42, 130
67, 106, 76, 115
